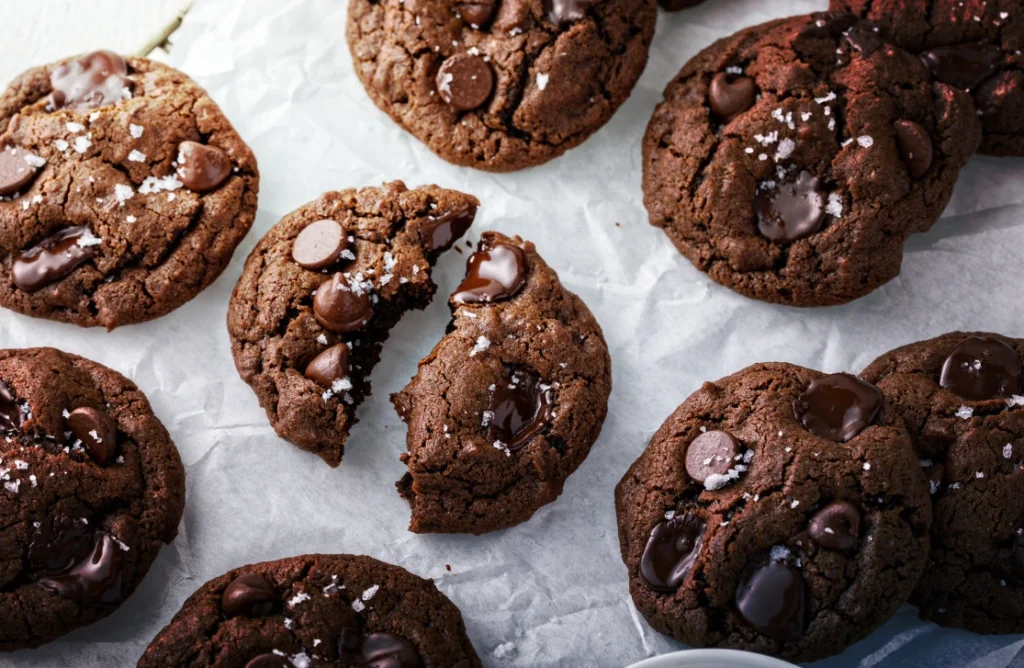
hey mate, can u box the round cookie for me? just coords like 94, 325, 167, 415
641, 12, 980, 307
0, 51, 259, 329
392, 231, 611, 534
615, 363, 932, 662
0, 347, 185, 650
138, 553, 481, 667
860, 331, 1024, 633
832, 0, 1024, 156
346, 0, 656, 172
228, 181, 478, 467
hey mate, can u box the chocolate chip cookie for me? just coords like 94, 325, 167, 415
861, 331, 1024, 633
138, 553, 481, 667
227, 181, 478, 467
392, 231, 611, 534
346, 0, 657, 171
0, 51, 259, 329
642, 12, 980, 307
0, 347, 185, 650
615, 362, 932, 662
832, 0, 1024, 156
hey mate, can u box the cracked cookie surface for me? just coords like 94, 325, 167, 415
641, 12, 980, 307
227, 181, 478, 467
346, 0, 656, 171
615, 362, 931, 662
0, 347, 185, 651
392, 231, 611, 534
0, 52, 259, 329
138, 553, 481, 667
860, 331, 1024, 633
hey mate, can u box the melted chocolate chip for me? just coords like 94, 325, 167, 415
452, 243, 527, 304
176, 141, 232, 193
436, 54, 494, 111
28, 516, 93, 572
49, 51, 130, 111
921, 42, 1003, 91
685, 430, 741, 483
423, 203, 477, 253
808, 501, 861, 551
735, 553, 807, 641
893, 120, 933, 179
0, 380, 26, 434
292, 219, 349, 270
67, 407, 118, 465
640, 514, 707, 592
939, 336, 1022, 401
313, 273, 373, 333
340, 632, 423, 668
708, 73, 756, 122
222, 573, 278, 618
305, 344, 351, 390
793, 373, 882, 442
755, 171, 827, 243
37, 532, 125, 603
544, 0, 596, 26
458, 0, 498, 27
13, 226, 99, 291
0, 147, 42, 196
486, 370, 553, 451
246, 655, 293, 668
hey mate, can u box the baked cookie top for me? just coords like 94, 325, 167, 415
138, 553, 481, 667
0, 51, 259, 329
615, 362, 931, 662
642, 12, 980, 307
346, 0, 656, 171
0, 347, 185, 650
392, 231, 611, 534
861, 331, 1024, 633
228, 181, 478, 467
832, 0, 1024, 155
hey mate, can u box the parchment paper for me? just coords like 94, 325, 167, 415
3, 0, 1024, 666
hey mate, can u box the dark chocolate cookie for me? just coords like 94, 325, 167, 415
346, 0, 656, 172
642, 12, 980, 307
615, 362, 932, 662
832, 0, 1024, 156
138, 553, 481, 667
392, 231, 611, 534
227, 181, 478, 467
860, 331, 1024, 633
0, 51, 259, 329
0, 347, 185, 650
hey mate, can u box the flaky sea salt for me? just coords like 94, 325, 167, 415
128, 149, 146, 162
469, 335, 490, 357
955, 405, 974, 419
536, 73, 549, 90
129, 124, 144, 138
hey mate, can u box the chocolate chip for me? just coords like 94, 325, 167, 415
940, 336, 1022, 401
67, 407, 118, 465
176, 141, 232, 193
486, 369, 553, 451
708, 73, 756, 122
844, 25, 883, 56
28, 516, 93, 572
342, 633, 422, 668
0, 380, 26, 434
222, 573, 278, 618
793, 373, 882, 442
452, 243, 527, 304
458, 0, 498, 27
544, 0, 596, 26
245, 655, 294, 668
0, 147, 42, 196
735, 552, 807, 641
640, 514, 707, 592
423, 203, 477, 253
292, 219, 349, 270
808, 501, 861, 551
921, 42, 1003, 91
13, 226, 99, 292
313, 273, 373, 333
893, 120, 933, 179
436, 54, 494, 111
37, 532, 125, 603
755, 170, 827, 243
305, 344, 351, 389
685, 430, 740, 483
49, 50, 130, 111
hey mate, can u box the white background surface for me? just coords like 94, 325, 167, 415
1, 0, 1024, 666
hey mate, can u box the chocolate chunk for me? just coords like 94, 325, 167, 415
37, 532, 125, 603
485, 369, 553, 451
49, 50, 129, 111
313, 273, 373, 333
708, 73, 756, 122
793, 373, 882, 442
245, 655, 293, 668
13, 226, 99, 292
28, 516, 93, 573
67, 407, 118, 465
436, 54, 494, 111
808, 501, 861, 551
304, 344, 351, 390
341, 632, 422, 668
457, 0, 498, 27
684, 430, 740, 483
423, 203, 477, 253
921, 43, 1003, 91
894, 120, 933, 179
735, 554, 807, 641
844, 25, 883, 56
292, 219, 349, 270
544, 0, 596, 26
0, 380, 26, 434
0, 147, 42, 196
452, 243, 527, 304
176, 140, 232, 193
640, 514, 706, 592
755, 170, 827, 243
939, 336, 1022, 401
221, 573, 277, 618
